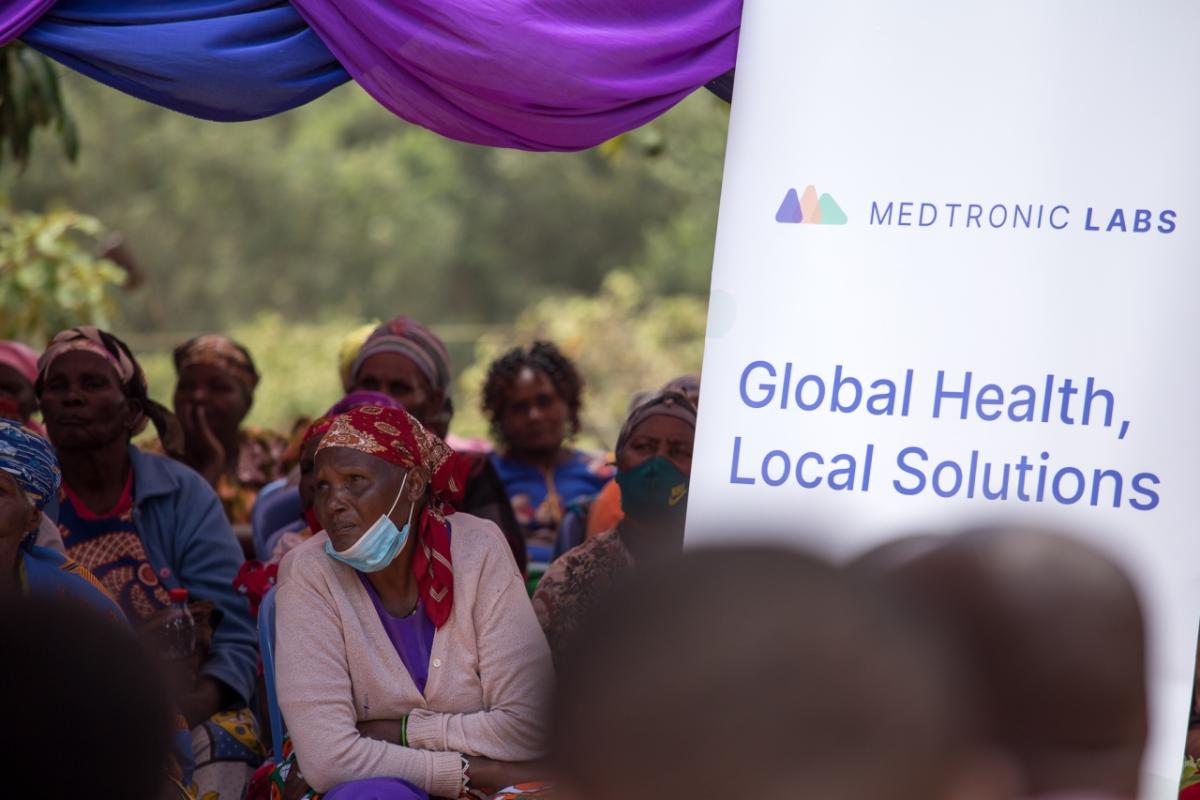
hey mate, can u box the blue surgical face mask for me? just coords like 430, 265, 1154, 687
324, 471, 413, 573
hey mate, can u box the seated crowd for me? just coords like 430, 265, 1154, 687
0, 318, 1174, 800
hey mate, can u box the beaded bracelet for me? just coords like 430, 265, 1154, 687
399, 714, 409, 748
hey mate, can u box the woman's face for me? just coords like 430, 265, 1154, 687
0, 471, 38, 545
617, 415, 695, 476
0, 365, 36, 420
500, 367, 569, 453
314, 447, 423, 552
39, 351, 136, 451
353, 353, 442, 427
174, 363, 250, 441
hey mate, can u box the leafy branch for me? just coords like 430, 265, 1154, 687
0, 202, 126, 342
0, 43, 78, 170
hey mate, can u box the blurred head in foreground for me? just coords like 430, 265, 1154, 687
882, 527, 1148, 799
553, 545, 1016, 800
1, 595, 174, 800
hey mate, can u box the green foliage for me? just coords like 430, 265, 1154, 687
0, 44, 78, 169
0, 202, 125, 342
7, 74, 726, 334
455, 271, 707, 448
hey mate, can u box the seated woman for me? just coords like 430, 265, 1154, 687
171, 334, 287, 526
482, 342, 611, 562
348, 317, 525, 571
533, 389, 695, 665
275, 405, 552, 798
36, 326, 262, 800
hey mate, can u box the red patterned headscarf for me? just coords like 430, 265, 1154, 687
317, 405, 469, 627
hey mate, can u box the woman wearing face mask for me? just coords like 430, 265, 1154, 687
584, 373, 700, 541
532, 390, 695, 666
274, 405, 552, 799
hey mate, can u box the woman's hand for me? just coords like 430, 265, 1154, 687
466, 756, 548, 793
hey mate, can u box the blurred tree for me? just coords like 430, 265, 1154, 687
0, 201, 125, 342
6, 73, 726, 334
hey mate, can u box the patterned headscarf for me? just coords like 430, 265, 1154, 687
616, 390, 697, 454
318, 405, 468, 628
283, 392, 405, 471
0, 419, 61, 514
326, 390, 403, 418
36, 326, 184, 458
0, 341, 39, 385
173, 334, 260, 397
348, 317, 452, 396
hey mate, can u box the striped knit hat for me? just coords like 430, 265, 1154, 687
349, 317, 451, 395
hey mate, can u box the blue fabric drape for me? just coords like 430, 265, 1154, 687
21, 0, 348, 121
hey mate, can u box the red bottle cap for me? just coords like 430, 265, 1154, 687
168, 588, 189, 603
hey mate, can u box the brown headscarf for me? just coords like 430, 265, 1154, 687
616, 390, 697, 454
173, 334, 260, 398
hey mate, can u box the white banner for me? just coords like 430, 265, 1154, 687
688, 2, 1200, 796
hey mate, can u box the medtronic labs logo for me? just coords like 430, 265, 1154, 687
775, 185, 848, 225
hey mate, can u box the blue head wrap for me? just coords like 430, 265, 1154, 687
0, 419, 61, 511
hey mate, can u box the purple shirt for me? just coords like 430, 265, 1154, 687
358, 574, 435, 695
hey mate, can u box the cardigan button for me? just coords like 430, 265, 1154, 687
432, 658, 442, 668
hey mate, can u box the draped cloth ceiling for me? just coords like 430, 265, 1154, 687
2, 0, 741, 151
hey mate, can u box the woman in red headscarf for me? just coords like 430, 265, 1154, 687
274, 406, 551, 799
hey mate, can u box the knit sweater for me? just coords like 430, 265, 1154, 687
275, 512, 553, 797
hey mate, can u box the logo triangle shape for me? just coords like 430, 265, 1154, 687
818, 193, 847, 225
775, 188, 803, 223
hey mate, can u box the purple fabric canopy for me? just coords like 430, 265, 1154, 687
288, 0, 741, 150
3, 0, 740, 150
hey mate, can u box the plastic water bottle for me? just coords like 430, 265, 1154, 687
161, 588, 196, 661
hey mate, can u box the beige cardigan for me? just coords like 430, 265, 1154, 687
275, 513, 553, 797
